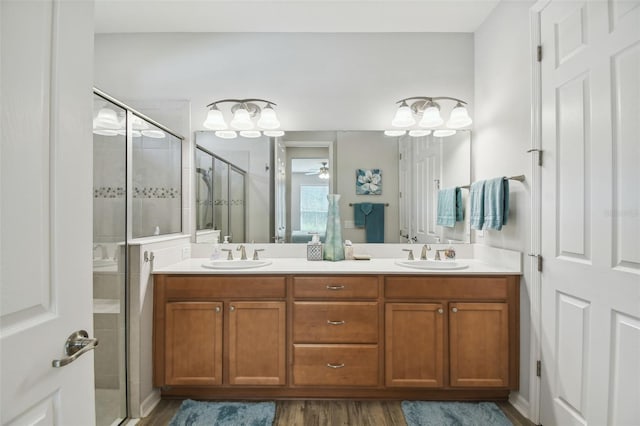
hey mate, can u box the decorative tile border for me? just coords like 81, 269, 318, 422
213, 199, 245, 206
94, 187, 125, 198
94, 186, 181, 199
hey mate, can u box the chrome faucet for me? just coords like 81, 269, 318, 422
237, 245, 247, 260
420, 244, 431, 260
222, 248, 233, 260
402, 248, 415, 260
253, 248, 265, 260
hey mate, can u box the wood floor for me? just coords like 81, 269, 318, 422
137, 399, 535, 426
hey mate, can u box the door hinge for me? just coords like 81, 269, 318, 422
537, 45, 543, 62
528, 254, 543, 272
399, 191, 402, 198
400, 153, 403, 160
536, 360, 542, 377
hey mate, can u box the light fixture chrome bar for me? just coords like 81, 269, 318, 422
395, 96, 468, 105
206, 98, 277, 108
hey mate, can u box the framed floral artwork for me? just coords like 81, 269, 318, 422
356, 168, 382, 195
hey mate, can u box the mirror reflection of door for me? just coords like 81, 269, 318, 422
288, 155, 330, 243
229, 167, 246, 243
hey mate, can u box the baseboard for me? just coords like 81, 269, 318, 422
140, 389, 161, 418
509, 391, 531, 421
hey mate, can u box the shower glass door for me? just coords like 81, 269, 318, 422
92, 94, 128, 425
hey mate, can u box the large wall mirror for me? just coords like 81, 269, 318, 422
195, 130, 470, 244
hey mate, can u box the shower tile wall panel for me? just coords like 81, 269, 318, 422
132, 134, 182, 238
93, 134, 126, 243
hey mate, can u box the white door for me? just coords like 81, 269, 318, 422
398, 135, 412, 241
412, 135, 439, 244
540, 1, 640, 425
1, 1, 96, 425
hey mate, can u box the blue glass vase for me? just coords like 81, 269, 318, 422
323, 194, 345, 261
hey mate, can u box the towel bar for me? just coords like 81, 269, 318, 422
458, 175, 525, 190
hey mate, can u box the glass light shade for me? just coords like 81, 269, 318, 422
446, 104, 473, 129
116, 129, 142, 138
203, 107, 228, 130
419, 104, 443, 128
141, 129, 166, 139
131, 115, 150, 130
384, 129, 406, 137
93, 129, 118, 136
408, 129, 432, 137
239, 130, 262, 138
319, 171, 330, 180
433, 129, 456, 137
230, 107, 254, 130
215, 130, 238, 139
391, 104, 416, 128
263, 130, 285, 137
257, 106, 280, 129
94, 107, 120, 130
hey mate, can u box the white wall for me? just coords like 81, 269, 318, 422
473, 0, 535, 416
337, 131, 399, 243
94, 33, 474, 131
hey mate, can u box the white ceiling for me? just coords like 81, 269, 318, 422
95, 0, 501, 33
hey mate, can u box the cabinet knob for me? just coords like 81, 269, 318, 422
437, 308, 444, 314
452, 307, 458, 313
215, 306, 221, 313
230, 306, 235, 312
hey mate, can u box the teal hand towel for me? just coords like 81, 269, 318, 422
455, 188, 464, 222
354, 203, 371, 227
483, 177, 510, 230
469, 180, 486, 230
436, 188, 458, 228
365, 203, 385, 243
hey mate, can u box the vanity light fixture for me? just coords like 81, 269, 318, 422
384, 129, 407, 137
390, 96, 472, 130
408, 129, 432, 137
433, 129, 457, 137
204, 98, 284, 137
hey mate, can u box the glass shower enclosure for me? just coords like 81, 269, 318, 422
92, 89, 182, 425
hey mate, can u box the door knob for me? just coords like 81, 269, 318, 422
52, 330, 99, 368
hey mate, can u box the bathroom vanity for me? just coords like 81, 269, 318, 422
153, 256, 520, 401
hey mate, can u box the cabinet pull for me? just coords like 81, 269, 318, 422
215, 306, 221, 313
326, 285, 345, 290
437, 308, 444, 314
452, 307, 458, 313
327, 320, 346, 326
327, 363, 345, 369
230, 306, 235, 312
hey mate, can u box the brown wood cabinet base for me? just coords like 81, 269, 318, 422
154, 273, 520, 400
159, 387, 511, 401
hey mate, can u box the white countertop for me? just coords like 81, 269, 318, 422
152, 257, 522, 275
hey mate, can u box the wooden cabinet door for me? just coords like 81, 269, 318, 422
449, 302, 509, 388
228, 301, 286, 385
385, 303, 444, 387
165, 301, 223, 386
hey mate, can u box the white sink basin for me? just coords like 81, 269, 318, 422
202, 260, 272, 270
395, 259, 469, 270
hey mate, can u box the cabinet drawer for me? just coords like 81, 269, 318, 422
293, 344, 379, 386
293, 302, 378, 343
293, 276, 378, 299
385, 276, 508, 300
164, 275, 286, 299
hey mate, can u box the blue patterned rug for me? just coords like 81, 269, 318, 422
401, 401, 513, 426
168, 400, 276, 426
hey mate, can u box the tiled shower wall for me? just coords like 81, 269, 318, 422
132, 132, 182, 238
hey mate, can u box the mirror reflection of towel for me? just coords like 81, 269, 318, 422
436, 188, 463, 228
353, 203, 385, 243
